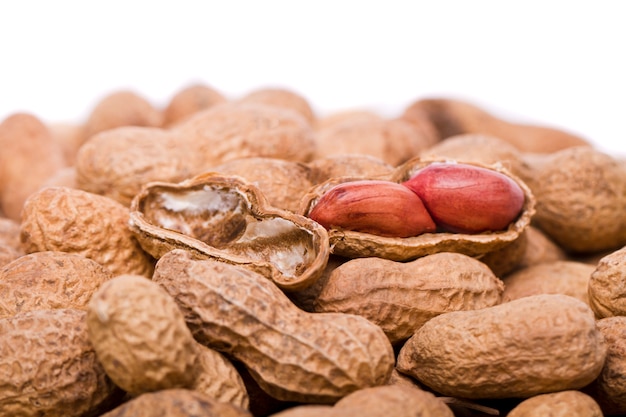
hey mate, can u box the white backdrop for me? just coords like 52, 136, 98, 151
1, 1, 624, 156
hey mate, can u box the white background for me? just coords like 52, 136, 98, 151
1, 1, 624, 156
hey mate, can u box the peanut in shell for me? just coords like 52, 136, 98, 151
0, 308, 120, 417
152, 249, 395, 404
396, 294, 607, 399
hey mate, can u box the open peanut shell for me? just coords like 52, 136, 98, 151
129, 172, 329, 291
298, 158, 535, 261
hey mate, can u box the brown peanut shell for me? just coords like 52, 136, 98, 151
507, 390, 602, 417
314, 252, 504, 344
129, 172, 329, 290
0, 308, 120, 417
210, 157, 316, 212
299, 159, 534, 261
307, 154, 394, 184
76, 126, 197, 206
588, 246, 626, 318
88, 275, 248, 407
502, 260, 594, 305
396, 294, 607, 399
0, 251, 112, 318
152, 249, 395, 404
584, 316, 626, 415
20, 186, 154, 277
99, 389, 252, 417
163, 83, 228, 127
238, 87, 316, 125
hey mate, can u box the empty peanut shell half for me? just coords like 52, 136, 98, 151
129, 172, 329, 290
298, 158, 534, 261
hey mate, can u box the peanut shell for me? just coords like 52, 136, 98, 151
87, 274, 249, 410
172, 102, 316, 169
163, 83, 228, 127
507, 391, 602, 417
0, 243, 21, 268
20, 186, 154, 277
519, 146, 626, 253
83, 89, 163, 140
99, 389, 252, 417
307, 154, 394, 184
0, 251, 112, 318
502, 260, 594, 305
238, 87, 316, 125
210, 157, 316, 212
129, 172, 329, 290
314, 252, 504, 344
299, 159, 534, 261
76, 126, 196, 206
152, 249, 395, 404
584, 316, 626, 415
0, 308, 120, 417
0, 113, 66, 221
396, 294, 607, 399
587, 245, 626, 318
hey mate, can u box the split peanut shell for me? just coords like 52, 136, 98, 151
298, 158, 534, 261
129, 172, 329, 290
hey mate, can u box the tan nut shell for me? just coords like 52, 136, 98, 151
238, 87, 316, 125
129, 172, 329, 290
0, 244, 21, 268
396, 294, 607, 399
502, 260, 595, 305
0, 308, 120, 417
314, 253, 504, 344
88, 275, 249, 407
210, 157, 316, 212
76, 126, 197, 206
172, 102, 316, 168
588, 246, 626, 318
20, 186, 154, 277
0, 251, 112, 318
299, 159, 534, 261
152, 249, 395, 404
507, 391, 602, 417
163, 83, 228, 127
99, 389, 252, 417
584, 316, 626, 415
307, 154, 394, 184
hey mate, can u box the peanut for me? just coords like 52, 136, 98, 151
587, 245, 626, 318
0, 251, 112, 318
401, 97, 591, 153
502, 260, 595, 305
163, 83, 227, 127
99, 389, 252, 417
402, 161, 526, 233
584, 316, 626, 415
238, 87, 316, 125
20, 186, 154, 277
396, 294, 607, 399
152, 249, 395, 403
0, 308, 120, 417
314, 252, 503, 344
308, 179, 436, 238
507, 391, 602, 417
87, 274, 248, 408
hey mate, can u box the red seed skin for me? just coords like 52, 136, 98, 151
402, 163, 525, 234
308, 180, 436, 238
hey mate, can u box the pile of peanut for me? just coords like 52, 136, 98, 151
1, 84, 626, 417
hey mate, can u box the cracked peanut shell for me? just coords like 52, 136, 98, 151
299, 158, 534, 261
129, 172, 329, 290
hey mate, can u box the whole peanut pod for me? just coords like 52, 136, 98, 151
152, 249, 395, 404
87, 274, 248, 408
308, 180, 436, 238
507, 391, 602, 417
0, 308, 121, 417
314, 252, 503, 344
402, 162, 525, 233
396, 294, 607, 399
100, 389, 252, 417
